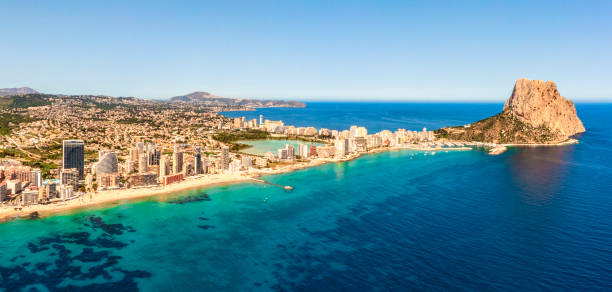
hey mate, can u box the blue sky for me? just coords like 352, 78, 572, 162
1, 1, 610, 101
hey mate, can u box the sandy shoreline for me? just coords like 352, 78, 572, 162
0, 140, 571, 223
0, 173, 253, 222
0, 145, 411, 222
0, 155, 345, 222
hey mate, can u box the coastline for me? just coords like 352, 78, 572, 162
0, 145, 443, 222
487, 138, 579, 155
0, 173, 252, 222
502, 138, 579, 147
0, 140, 572, 223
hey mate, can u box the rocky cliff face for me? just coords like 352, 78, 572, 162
503, 78, 585, 137
436, 79, 585, 144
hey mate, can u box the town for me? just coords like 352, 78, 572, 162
1, 106, 454, 211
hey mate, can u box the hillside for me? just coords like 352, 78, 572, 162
169, 91, 306, 108
0, 94, 51, 109
0, 87, 38, 96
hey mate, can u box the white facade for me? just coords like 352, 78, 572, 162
298, 144, 309, 158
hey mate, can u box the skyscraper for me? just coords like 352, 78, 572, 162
221, 146, 229, 170
148, 148, 161, 166
194, 147, 202, 175
173, 145, 183, 174
60, 168, 79, 186
135, 142, 144, 154
259, 114, 263, 126
130, 147, 138, 160
62, 140, 84, 180
30, 169, 42, 187
335, 138, 349, 157
139, 154, 148, 173
285, 144, 295, 160
159, 155, 170, 177
298, 144, 309, 158
241, 156, 252, 169
97, 151, 118, 175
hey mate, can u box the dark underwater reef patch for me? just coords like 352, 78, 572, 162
166, 193, 211, 205
84, 215, 136, 235
0, 215, 151, 291
266, 198, 416, 291
197, 214, 215, 230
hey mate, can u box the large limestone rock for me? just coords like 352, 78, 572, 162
503, 78, 585, 137
436, 78, 586, 144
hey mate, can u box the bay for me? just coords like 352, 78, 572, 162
1, 103, 611, 291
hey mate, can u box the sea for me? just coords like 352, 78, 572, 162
1, 102, 611, 291
236, 139, 324, 156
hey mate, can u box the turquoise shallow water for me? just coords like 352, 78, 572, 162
1, 103, 611, 291
237, 139, 324, 156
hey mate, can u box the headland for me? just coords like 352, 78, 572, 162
0, 78, 585, 222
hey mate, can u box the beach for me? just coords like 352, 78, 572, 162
0, 155, 344, 221
0, 141, 557, 222
0, 173, 251, 222
0, 144, 448, 222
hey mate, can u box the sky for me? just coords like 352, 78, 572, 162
1, 0, 611, 101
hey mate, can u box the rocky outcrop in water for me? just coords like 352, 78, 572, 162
503, 78, 585, 138
436, 79, 585, 144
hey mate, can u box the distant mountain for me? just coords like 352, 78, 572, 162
0, 87, 39, 96
169, 91, 306, 108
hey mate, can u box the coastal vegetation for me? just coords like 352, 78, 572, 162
0, 147, 58, 178
213, 129, 271, 142
212, 129, 329, 151
0, 94, 51, 109
437, 79, 585, 144
0, 113, 35, 136
436, 112, 558, 144
213, 129, 271, 150
21, 160, 57, 179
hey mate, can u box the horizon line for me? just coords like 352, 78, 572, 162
3, 86, 611, 103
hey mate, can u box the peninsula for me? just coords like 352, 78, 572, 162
437, 78, 585, 144
170, 91, 306, 109
0, 79, 585, 221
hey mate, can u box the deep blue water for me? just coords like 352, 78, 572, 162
221, 102, 502, 132
1, 103, 611, 291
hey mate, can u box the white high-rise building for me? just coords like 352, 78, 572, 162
97, 151, 119, 175
30, 169, 42, 187
350, 125, 358, 138
335, 138, 349, 157
356, 127, 368, 138
173, 145, 183, 174
139, 154, 148, 173
241, 156, 252, 169
135, 142, 145, 155
159, 155, 170, 177
278, 148, 288, 160
298, 144, 309, 158
284, 144, 295, 160
229, 159, 242, 173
